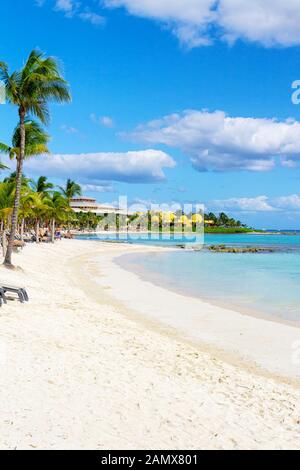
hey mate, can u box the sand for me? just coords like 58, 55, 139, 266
0, 239, 299, 450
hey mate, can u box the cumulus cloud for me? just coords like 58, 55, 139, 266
103, 0, 300, 48
274, 194, 300, 210
210, 196, 277, 212
209, 194, 300, 213
24, 150, 175, 184
218, 0, 300, 47
81, 183, 115, 193
104, 0, 216, 47
36, 1, 300, 47
128, 110, 300, 172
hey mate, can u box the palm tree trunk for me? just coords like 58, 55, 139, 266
2, 229, 7, 257
0, 220, 4, 254
20, 218, 25, 242
35, 219, 40, 244
4, 108, 25, 267
1, 220, 5, 257
51, 219, 55, 243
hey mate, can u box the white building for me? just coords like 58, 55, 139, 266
70, 197, 129, 216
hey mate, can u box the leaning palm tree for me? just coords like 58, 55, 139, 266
30, 175, 54, 195
0, 119, 51, 249
59, 178, 82, 201
0, 50, 71, 267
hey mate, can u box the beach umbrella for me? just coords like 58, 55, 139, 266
191, 214, 203, 224
178, 215, 190, 225
163, 212, 175, 224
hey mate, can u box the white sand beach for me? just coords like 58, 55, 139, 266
0, 239, 300, 450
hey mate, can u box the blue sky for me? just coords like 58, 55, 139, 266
1, 1, 300, 228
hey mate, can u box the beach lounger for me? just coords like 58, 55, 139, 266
0, 284, 29, 303
0, 287, 8, 305
0, 288, 7, 307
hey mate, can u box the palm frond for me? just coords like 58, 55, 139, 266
0, 161, 8, 170
1, 49, 71, 124
11, 119, 50, 157
0, 142, 11, 153
0, 61, 9, 83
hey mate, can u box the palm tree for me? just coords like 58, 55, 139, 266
0, 181, 14, 256
59, 178, 82, 201
0, 182, 14, 224
3, 172, 32, 187
29, 193, 48, 244
218, 212, 230, 227
18, 192, 36, 242
0, 50, 71, 267
0, 119, 51, 248
43, 192, 70, 242
30, 175, 54, 195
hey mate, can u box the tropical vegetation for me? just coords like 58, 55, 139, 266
0, 173, 104, 249
121, 210, 251, 233
0, 49, 71, 267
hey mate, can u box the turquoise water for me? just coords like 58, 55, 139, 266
78, 232, 300, 322
118, 250, 300, 323
77, 231, 300, 249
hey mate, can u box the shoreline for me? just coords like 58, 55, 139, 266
0, 240, 299, 449
116, 251, 300, 331
74, 229, 300, 237
79, 243, 300, 382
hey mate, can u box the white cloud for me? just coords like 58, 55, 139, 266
38, 1, 104, 25
104, 0, 214, 24
209, 194, 300, 213
100, 116, 114, 127
128, 110, 300, 172
103, 0, 300, 48
274, 194, 300, 210
61, 124, 78, 134
104, 0, 216, 47
210, 196, 277, 212
81, 183, 115, 193
24, 149, 175, 183
79, 11, 105, 25
55, 0, 75, 14
90, 114, 114, 127
36, 1, 300, 48
218, 0, 300, 47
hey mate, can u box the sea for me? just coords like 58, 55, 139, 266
77, 231, 300, 323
